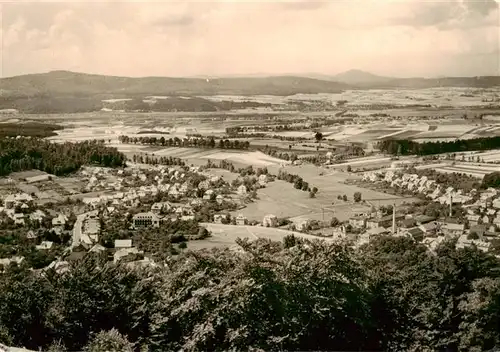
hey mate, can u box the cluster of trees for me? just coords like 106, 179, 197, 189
260, 147, 299, 162
0, 122, 63, 138
131, 154, 185, 167
0, 138, 126, 176
119, 135, 250, 150
225, 131, 310, 142
379, 136, 500, 156
482, 171, 500, 189
277, 170, 318, 196
203, 160, 270, 181
2, 236, 500, 351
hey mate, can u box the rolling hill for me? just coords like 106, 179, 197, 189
0, 70, 351, 97
1, 70, 499, 114
332, 69, 394, 84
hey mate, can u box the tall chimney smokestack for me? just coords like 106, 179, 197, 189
392, 201, 396, 234
449, 194, 452, 217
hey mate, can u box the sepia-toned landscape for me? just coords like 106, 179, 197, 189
1, 0, 500, 351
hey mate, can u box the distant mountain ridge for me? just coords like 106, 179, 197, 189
0, 70, 499, 100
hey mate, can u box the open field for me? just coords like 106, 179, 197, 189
326, 156, 394, 170
233, 165, 417, 222
187, 223, 334, 250
417, 162, 500, 179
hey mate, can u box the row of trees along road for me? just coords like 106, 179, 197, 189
119, 135, 250, 150
0, 138, 126, 176
1, 236, 500, 351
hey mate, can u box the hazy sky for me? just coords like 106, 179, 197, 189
1, 0, 499, 78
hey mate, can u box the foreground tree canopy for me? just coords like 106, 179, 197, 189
1, 236, 500, 351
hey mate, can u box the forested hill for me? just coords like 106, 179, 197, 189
0, 71, 350, 97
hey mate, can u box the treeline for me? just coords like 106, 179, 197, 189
119, 135, 250, 150
130, 154, 186, 167
277, 169, 318, 196
2, 236, 500, 351
0, 122, 63, 138
0, 138, 126, 176
203, 160, 270, 180
261, 147, 299, 162
225, 131, 310, 142
105, 97, 273, 113
379, 136, 500, 156
0, 95, 103, 114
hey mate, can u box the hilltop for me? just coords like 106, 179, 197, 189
332, 69, 394, 84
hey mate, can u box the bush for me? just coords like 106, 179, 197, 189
84, 329, 134, 352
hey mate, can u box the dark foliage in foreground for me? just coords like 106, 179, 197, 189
0, 138, 126, 176
1, 235, 500, 351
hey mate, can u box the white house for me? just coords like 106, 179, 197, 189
263, 214, 278, 227
236, 214, 247, 225
237, 185, 247, 196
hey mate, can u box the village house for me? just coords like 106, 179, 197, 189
263, 214, 278, 227
0, 256, 24, 272
237, 185, 248, 196
132, 212, 161, 228
52, 214, 68, 229
366, 214, 404, 230
419, 221, 438, 236
466, 214, 481, 226
258, 174, 268, 186
203, 189, 214, 200
441, 221, 465, 237
114, 239, 133, 249
349, 216, 367, 229
216, 194, 224, 205
401, 227, 425, 241
295, 219, 312, 232
236, 214, 247, 225
114, 247, 142, 264
25, 174, 53, 184
214, 214, 227, 224
198, 180, 210, 190
12, 213, 25, 225
36, 241, 54, 250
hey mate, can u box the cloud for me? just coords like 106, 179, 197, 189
152, 14, 194, 27
389, 0, 499, 29
276, 1, 332, 11
1, 0, 498, 78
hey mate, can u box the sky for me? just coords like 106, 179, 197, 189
0, 0, 499, 78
